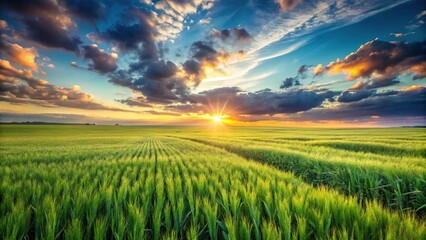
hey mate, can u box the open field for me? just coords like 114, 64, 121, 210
1, 125, 425, 239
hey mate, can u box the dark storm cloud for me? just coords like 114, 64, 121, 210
337, 90, 375, 103
0, 0, 83, 52
110, 59, 189, 104
112, 38, 243, 105
190, 41, 219, 62
101, 8, 159, 53
349, 79, 401, 91
135, 77, 189, 103
183, 60, 202, 76
144, 60, 178, 81
62, 0, 106, 22
280, 77, 300, 89
0, 0, 59, 16
182, 41, 243, 85
298, 64, 309, 75
108, 70, 134, 88
182, 41, 217, 85
109, 69, 189, 104
1, 0, 106, 22
280, 64, 307, 89
327, 39, 426, 84
292, 87, 426, 121
82, 45, 118, 74
210, 28, 252, 44
169, 87, 337, 115
21, 16, 82, 52
102, 23, 154, 52
104, 6, 192, 104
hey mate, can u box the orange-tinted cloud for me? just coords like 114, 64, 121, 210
402, 85, 425, 92
182, 41, 245, 85
349, 81, 365, 91
0, 41, 38, 71
275, 0, 302, 12
325, 39, 426, 88
0, 20, 8, 30
313, 64, 324, 76
0, 59, 130, 112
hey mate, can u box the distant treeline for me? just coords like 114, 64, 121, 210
0, 122, 96, 125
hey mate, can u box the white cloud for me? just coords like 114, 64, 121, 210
198, 17, 212, 25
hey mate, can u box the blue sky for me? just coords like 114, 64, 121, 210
0, 0, 425, 126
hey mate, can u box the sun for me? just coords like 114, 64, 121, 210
212, 115, 223, 124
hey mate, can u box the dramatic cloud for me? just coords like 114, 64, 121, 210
100, 37, 240, 103
102, 8, 158, 52
0, 0, 60, 16
82, 44, 118, 74
1, 0, 82, 52
210, 28, 252, 44
280, 65, 307, 89
280, 77, 300, 88
337, 90, 375, 103
103, 6, 200, 104
348, 79, 400, 90
0, 59, 127, 111
109, 60, 189, 104
102, 1, 216, 49
294, 86, 426, 121
326, 39, 426, 87
0, 59, 46, 87
183, 41, 244, 84
62, 0, 106, 22
0, 41, 38, 71
169, 87, 336, 115
1, 0, 105, 22
275, 0, 302, 12
21, 16, 82, 52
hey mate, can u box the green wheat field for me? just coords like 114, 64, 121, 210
1, 125, 425, 239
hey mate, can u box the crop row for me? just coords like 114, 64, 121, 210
180, 137, 426, 215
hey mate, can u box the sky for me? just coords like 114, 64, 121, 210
0, 0, 425, 127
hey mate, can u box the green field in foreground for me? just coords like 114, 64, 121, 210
1, 125, 425, 240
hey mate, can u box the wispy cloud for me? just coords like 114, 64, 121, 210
249, 0, 410, 55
